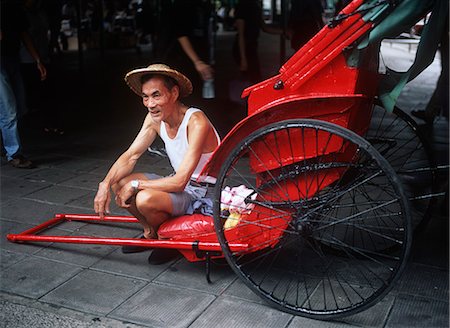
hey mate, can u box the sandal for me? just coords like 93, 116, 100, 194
8, 155, 35, 169
121, 236, 153, 254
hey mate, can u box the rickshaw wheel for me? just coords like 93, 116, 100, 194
213, 119, 411, 319
366, 102, 437, 231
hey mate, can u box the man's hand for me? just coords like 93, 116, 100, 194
37, 61, 47, 81
194, 60, 214, 81
114, 181, 136, 208
94, 181, 111, 218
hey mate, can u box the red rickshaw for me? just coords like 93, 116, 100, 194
8, 0, 446, 319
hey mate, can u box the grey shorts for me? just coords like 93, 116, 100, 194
144, 173, 214, 217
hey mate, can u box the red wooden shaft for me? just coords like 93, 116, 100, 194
6, 234, 248, 252
61, 213, 139, 223
16, 216, 65, 236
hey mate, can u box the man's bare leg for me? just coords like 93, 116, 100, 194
134, 189, 173, 233
112, 173, 163, 239
134, 189, 180, 264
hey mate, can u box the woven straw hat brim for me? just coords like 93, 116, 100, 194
124, 64, 193, 97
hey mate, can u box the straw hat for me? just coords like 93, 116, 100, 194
124, 63, 193, 98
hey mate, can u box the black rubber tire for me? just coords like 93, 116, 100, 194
213, 119, 412, 319
366, 101, 437, 231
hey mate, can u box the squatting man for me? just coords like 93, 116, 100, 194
94, 64, 220, 264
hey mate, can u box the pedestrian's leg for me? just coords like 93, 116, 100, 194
0, 69, 21, 160
8, 60, 28, 119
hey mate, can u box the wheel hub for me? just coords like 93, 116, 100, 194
293, 212, 314, 236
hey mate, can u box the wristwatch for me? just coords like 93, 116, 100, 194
131, 179, 140, 193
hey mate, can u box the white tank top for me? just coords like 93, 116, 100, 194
159, 107, 220, 183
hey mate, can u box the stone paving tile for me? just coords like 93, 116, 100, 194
0, 198, 86, 229
0, 256, 83, 299
0, 195, 14, 205
385, 294, 449, 328
0, 299, 108, 328
1, 176, 51, 198
222, 277, 265, 304
91, 248, 169, 281
87, 162, 117, 175
411, 215, 449, 269
73, 220, 144, 238
21, 168, 79, 184
63, 189, 139, 216
109, 283, 216, 328
225, 282, 396, 327
0, 249, 28, 270
28, 154, 78, 168
41, 269, 147, 316
284, 295, 395, 327
336, 295, 395, 327
65, 191, 121, 214
59, 172, 104, 190
65, 190, 97, 209
288, 317, 352, 328
50, 144, 116, 159
0, 292, 147, 328
189, 296, 293, 328
0, 165, 43, 178
51, 157, 108, 173
0, 219, 54, 255
32, 222, 138, 267
154, 258, 236, 295
397, 263, 449, 301
24, 185, 93, 205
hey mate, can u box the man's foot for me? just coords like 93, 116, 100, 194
148, 248, 179, 265
411, 110, 434, 125
8, 155, 35, 169
122, 236, 153, 254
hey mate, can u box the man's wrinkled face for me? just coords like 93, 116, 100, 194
141, 76, 179, 122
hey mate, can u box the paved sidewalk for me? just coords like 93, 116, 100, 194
1, 33, 448, 327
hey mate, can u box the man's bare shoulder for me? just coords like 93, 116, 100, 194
188, 110, 210, 126
143, 113, 162, 133
187, 110, 219, 151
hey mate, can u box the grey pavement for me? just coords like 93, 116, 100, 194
1, 32, 449, 327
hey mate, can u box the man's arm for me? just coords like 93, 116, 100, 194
235, 18, 248, 72
94, 114, 157, 216
20, 31, 47, 80
135, 112, 214, 193
177, 36, 213, 81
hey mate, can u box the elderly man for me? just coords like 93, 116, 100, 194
94, 64, 220, 264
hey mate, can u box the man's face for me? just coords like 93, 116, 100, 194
141, 76, 179, 122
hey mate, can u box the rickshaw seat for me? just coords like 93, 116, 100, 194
158, 213, 215, 239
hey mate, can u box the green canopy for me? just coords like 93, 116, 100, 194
357, 0, 448, 112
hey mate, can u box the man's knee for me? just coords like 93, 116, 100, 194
135, 189, 167, 213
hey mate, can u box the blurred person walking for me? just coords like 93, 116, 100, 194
154, 0, 214, 100
232, 0, 282, 83
287, 0, 324, 51
411, 13, 449, 125
1, 0, 47, 168
20, 0, 65, 135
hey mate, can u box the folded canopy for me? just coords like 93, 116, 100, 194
353, 0, 448, 111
